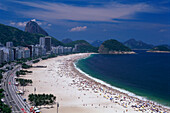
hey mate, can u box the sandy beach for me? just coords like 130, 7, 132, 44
18, 53, 170, 113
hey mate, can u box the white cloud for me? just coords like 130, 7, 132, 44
48, 24, 52, 26
17, 22, 27, 27
31, 18, 42, 25
70, 26, 87, 32
9, 19, 49, 27
15, 1, 159, 23
31, 19, 36, 22
10, 21, 27, 27
10, 22, 16, 25
159, 29, 167, 32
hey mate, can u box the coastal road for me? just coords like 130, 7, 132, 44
2, 65, 31, 113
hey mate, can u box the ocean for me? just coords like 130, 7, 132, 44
75, 50, 170, 107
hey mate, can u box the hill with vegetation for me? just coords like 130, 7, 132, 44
0, 23, 63, 46
158, 44, 170, 49
124, 39, 153, 49
65, 40, 98, 52
98, 39, 134, 54
150, 46, 170, 51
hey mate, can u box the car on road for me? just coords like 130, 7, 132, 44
16, 90, 23, 94
1, 98, 5, 102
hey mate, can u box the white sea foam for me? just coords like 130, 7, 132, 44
73, 54, 170, 109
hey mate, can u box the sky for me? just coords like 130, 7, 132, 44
0, 0, 170, 45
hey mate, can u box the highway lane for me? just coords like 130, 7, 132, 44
9, 67, 31, 112
3, 70, 21, 112
2, 65, 31, 113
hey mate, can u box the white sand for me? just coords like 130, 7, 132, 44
18, 53, 170, 113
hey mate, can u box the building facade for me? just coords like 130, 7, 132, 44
6, 42, 13, 48
39, 36, 51, 52
45, 36, 51, 51
0, 50, 4, 64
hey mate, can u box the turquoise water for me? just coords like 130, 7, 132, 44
76, 50, 170, 107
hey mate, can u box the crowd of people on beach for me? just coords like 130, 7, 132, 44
55, 54, 169, 113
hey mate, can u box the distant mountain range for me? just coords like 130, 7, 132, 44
25, 21, 48, 36
124, 39, 154, 49
91, 40, 103, 47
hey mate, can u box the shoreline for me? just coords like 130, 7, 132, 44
19, 53, 170, 113
147, 50, 170, 53
74, 54, 170, 109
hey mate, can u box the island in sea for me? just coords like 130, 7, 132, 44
147, 45, 170, 53
98, 39, 135, 54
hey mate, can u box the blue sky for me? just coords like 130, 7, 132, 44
0, 0, 170, 45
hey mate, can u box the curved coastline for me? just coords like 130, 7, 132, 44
20, 53, 170, 113
73, 53, 170, 109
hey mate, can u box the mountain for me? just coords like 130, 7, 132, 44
61, 38, 73, 44
91, 40, 103, 47
124, 39, 154, 49
25, 21, 48, 36
0, 23, 63, 46
65, 40, 98, 52
98, 39, 133, 54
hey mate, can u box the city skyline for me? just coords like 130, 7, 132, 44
0, 0, 169, 45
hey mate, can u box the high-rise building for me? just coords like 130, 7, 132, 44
17, 49, 23, 59
23, 47, 30, 58
6, 42, 13, 48
0, 50, 4, 64
45, 36, 51, 51
56, 46, 64, 54
39, 37, 45, 47
26, 45, 34, 58
13, 47, 19, 60
39, 36, 51, 52
72, 44, 78, 52
34, 44, 46, 57
9, 48, 14, 61
1, 47, 10, 62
